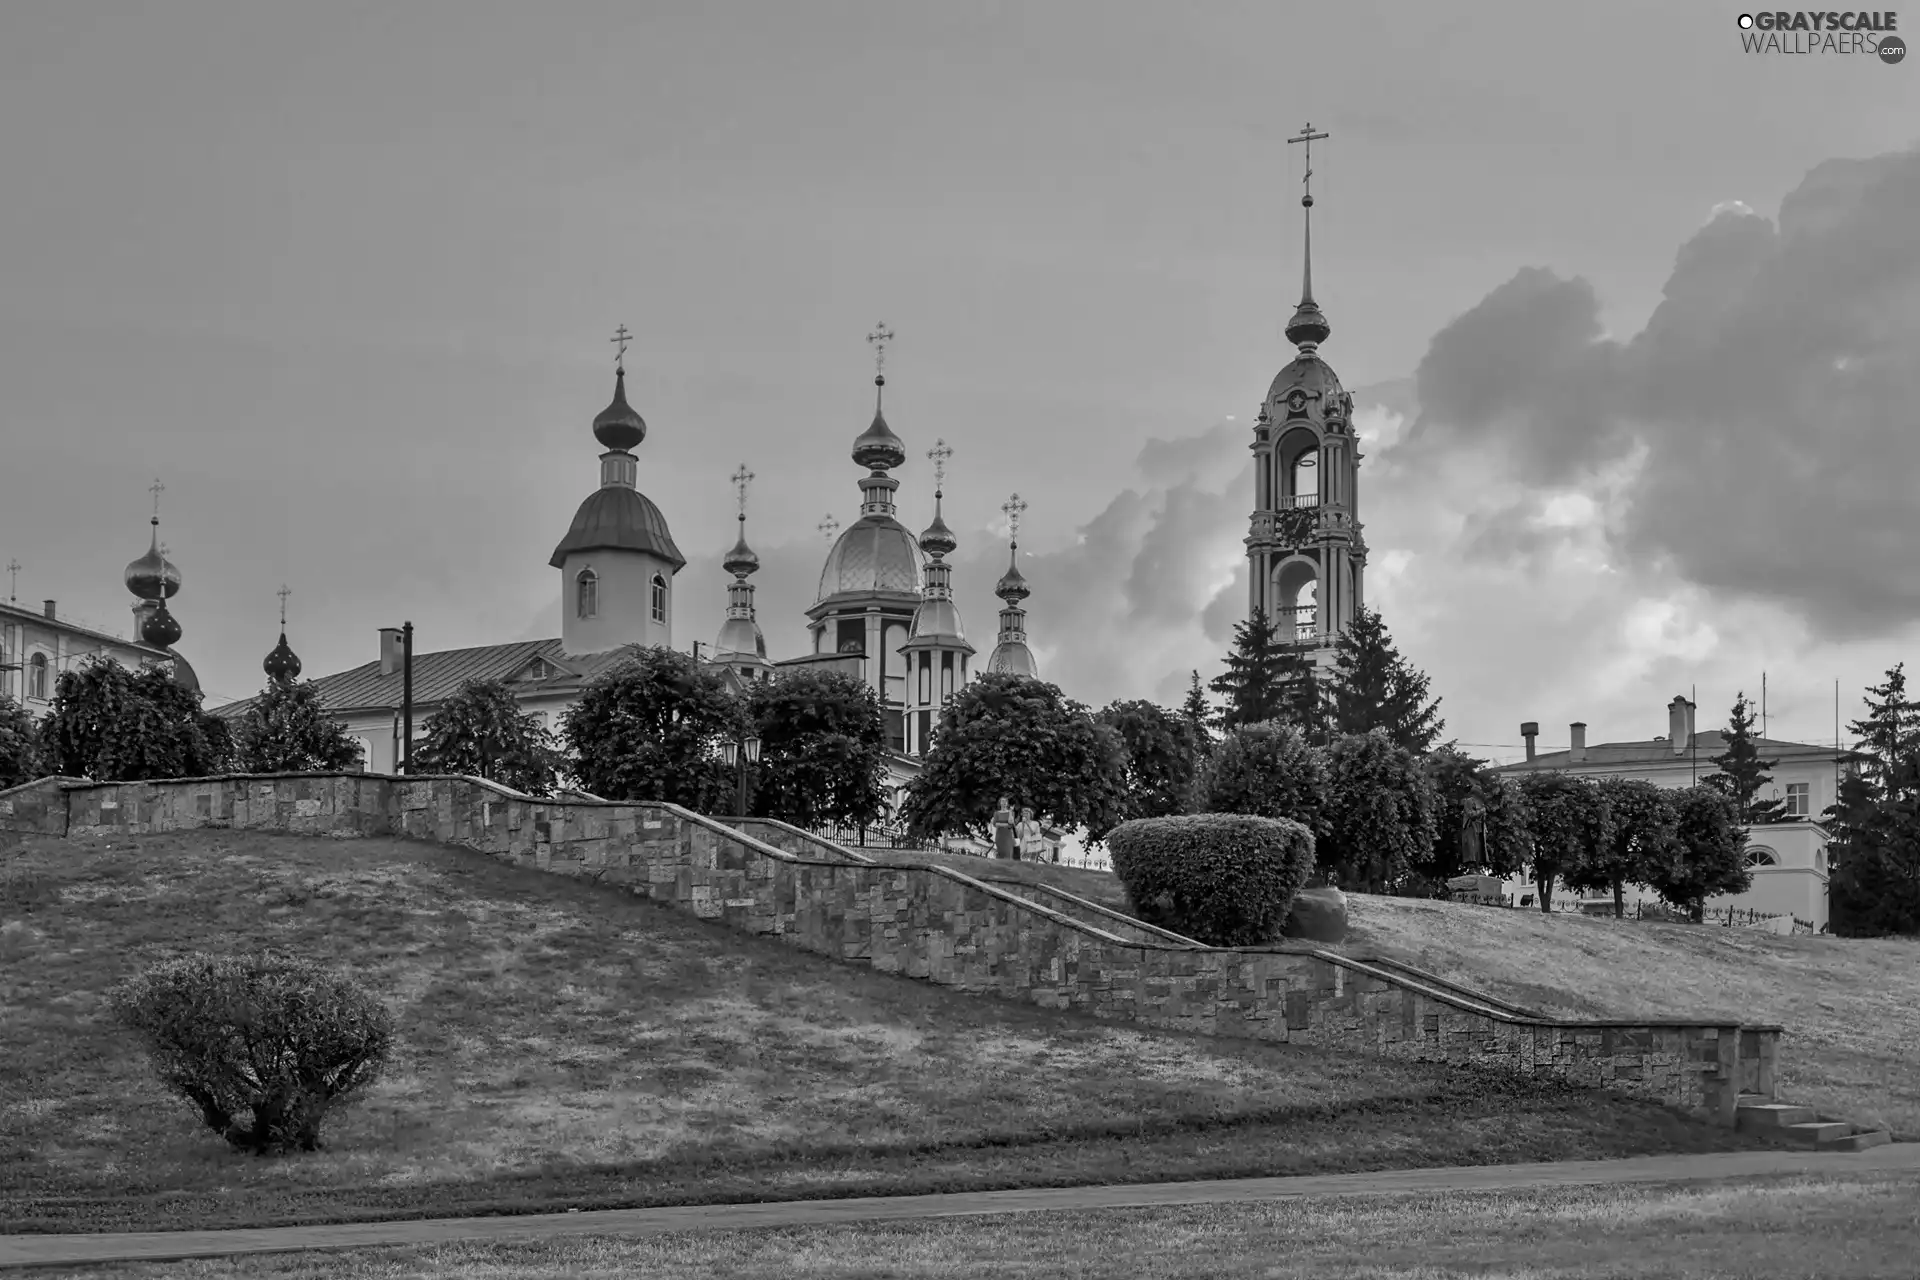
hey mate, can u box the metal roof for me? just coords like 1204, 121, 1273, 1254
1494, 731, 1863, 773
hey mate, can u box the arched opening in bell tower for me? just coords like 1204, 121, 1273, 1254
1277, 429, 1320, 509
1272, 557, 1318, 645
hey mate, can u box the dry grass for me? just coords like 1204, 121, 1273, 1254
48, 1171, 1920, 1278
1330, 894, 1920, 1138
0, 831, 1768, 1233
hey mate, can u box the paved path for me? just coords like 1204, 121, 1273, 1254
6, 1145, 1918, 1270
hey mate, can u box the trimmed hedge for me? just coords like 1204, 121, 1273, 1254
1106, 813, 1317, 947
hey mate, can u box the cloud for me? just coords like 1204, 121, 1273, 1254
1393, 148, 1920, 639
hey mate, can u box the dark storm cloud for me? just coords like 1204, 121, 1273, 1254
1392, 149, 1920, 637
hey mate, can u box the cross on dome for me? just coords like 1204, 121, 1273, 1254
1001, 493, 1027, 545
927, 438, 952, 491
730, 464, 754, 518
818, 514, 840, 541
610, 324, 632, 374
149, 477, 165, 519
277, 584, 292, 627
867, 323, 894, 379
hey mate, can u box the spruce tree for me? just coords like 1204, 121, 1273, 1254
1826, 664, 1920, 936
1181, 670, 1214, 750
1703, 692, 1784, 825
1209, 608, 1292, 731
1326, 608, 1444, 755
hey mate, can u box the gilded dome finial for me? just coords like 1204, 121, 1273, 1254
919, 439, 957, 557
593, 324, 647, 451
263, 584, 302, 683
852, 323, 906, 472
723, 463, 761, 577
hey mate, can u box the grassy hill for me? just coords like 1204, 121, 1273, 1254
879, 852, 1920, 1138
0, 830, 1770, 1233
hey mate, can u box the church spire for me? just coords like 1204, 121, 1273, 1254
987, 493, 1038, 678
849, 323, 906, 516
1283, 122, 1332, 351
902, 439, 974, 757
714, 464, 768, 668
263, 584, 302, 684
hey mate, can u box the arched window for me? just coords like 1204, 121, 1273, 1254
576, 569, 599, 619
27, 652, 48, 700
649, 573, 668, 625
1745, 847, 1778, 867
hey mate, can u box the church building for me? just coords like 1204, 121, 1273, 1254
1245, 124, 1367, 674
2, 482, 203, 713
216, 327, 1041, 822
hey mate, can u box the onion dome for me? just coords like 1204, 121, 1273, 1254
851, 375, 906, 471
141, 598, 183, 648
124, 525, 181, 601
816, 518, 924, 600
263, 631, 302, 683
592, 368, 647, 451
1284, 296, 1331, 349
549, 486, 686, 569
715, 615, 768, 659
995, 547, 1030, 601
721, 528, 760, 577
918, 497, 956, 558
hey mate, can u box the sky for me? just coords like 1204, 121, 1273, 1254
2, 1, 1917, 764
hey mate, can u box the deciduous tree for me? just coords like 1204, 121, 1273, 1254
562, 647, 747, 811
40, 657, 230, 782
1197, 721, 1329, 842
1319, 729, 1439, 894
899, 672, 1127, 842
1570, 777, 1677, 918
1094, 699, 1204, 839
413, 678, 562, 796
1517, 771, 1612, 913
1325, 608, 1445, 755
1644, 785, 1751, 923
0, 695, 43, 789
748, 669, 887, 828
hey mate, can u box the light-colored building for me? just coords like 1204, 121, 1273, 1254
1244, 144, 1367, 675
1492, 694, 1854, 929
3, 493, 204, 712
216, 337, 1042, 824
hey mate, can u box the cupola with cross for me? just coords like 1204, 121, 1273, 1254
807, 324, 925, 754
262, 585, 302, 685
711, 462, 771, 683
986, 493, 1040, 678
901, 438, 975, 757
1245, 122, 1367, 672
122, 477, 200, 691
549, 325, 687, 655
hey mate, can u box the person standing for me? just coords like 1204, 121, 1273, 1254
1018, 807, 1044, 862
993, 796, 1016, 860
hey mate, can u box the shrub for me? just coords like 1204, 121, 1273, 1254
1197, 721, 1329, 836
1107, 813, 1316, 947
110, 952, 394, 1155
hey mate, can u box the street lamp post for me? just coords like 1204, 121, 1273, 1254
387, 621, 415, 774
720, 734, 761, 818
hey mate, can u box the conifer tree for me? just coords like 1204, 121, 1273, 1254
1826, 664, 1920, 936
1209, 608, 1292, 731
1703, 692, 1784, 825
234, 678, 363, 775
1325, 608, 1444, 755
1181, 670, 1214, 751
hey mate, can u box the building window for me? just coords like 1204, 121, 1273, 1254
27, 652, 49, 700
576, 569, 599, 619
650, 573, 667, 625
1746, 847, 1778, 867
1784, 782, 1810, 818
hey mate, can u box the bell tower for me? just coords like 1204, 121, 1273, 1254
1246, 122, 1366, 673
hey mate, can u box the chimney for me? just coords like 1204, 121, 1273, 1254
1668, 695, 1693, 755
43, 599, 55, 621
379, 627, 403, 677
1520, 721, 1538, 762
1570, 722, 1587, 764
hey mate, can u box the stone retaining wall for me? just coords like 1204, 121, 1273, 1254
10, 771, 1780, 1125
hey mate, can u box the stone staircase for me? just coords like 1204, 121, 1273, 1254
1736, 1095, 1892, 1152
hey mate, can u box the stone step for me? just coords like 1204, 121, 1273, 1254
1735, 1101, 1817, 1131
1830, 1129, 1893, 1152
1781, 1120, 1856, 1145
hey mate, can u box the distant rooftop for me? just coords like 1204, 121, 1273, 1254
1496, 729, 1860, 773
